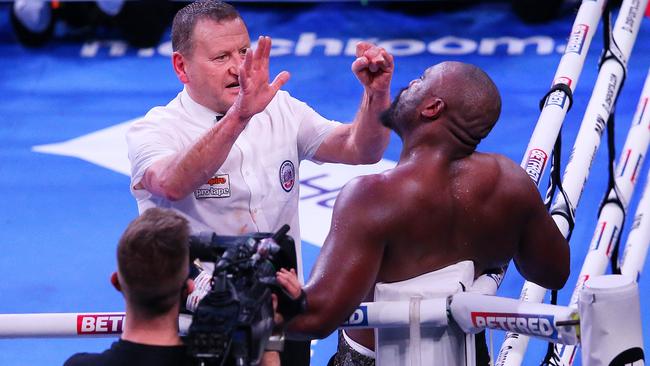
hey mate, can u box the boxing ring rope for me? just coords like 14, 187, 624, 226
4, 286, 643, 366
620, 160, 650, 275
619, 70, 650, 281
606, 68, 650, 281
498, 1, 648, 365
342, 293, 579, 345
0, 277, 642, 366
621, 126, 650, 280
519, 0, 604, 189
493, 0, 608, 318
0, 294, 579, 344
470, 0, 608, 302
0, 312, 195, 339
548, 68, 650, 366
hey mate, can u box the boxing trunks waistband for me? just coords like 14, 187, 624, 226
329, 330, 375, 366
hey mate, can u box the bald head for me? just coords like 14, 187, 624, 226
381, 61, 501, 145
431, 61, 501, 140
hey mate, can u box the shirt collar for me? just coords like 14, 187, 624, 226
180, 87, 224, 126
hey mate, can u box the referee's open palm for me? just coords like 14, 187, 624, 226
234, 36, 290, 121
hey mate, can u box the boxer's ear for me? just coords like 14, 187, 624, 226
421, 97, 445, 121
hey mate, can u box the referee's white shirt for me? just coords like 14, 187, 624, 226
127, 88, 340, 280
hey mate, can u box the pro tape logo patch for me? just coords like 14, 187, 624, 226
524, 148, 548, 185
566, 24, 589, 54
279, 160, 296, 192
343, 306, 368, 327
195, 174, 231, 199
77, 314, 125, 335
471, 312, 557, 339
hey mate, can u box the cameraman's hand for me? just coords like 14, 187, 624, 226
274, 268, 307, 326
185, 269, 212, 312
276, 268, 301, 299
271, 293, 280, 322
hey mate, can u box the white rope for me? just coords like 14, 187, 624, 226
519, 0, 605, 186
498, 0, 648, 364
620, 70, 650, 280
498, 0, 608, 360
0, 293, 579, 344
0, 313, 193, 338
552, 67, 650, 365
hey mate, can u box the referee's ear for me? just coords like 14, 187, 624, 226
110, 272, 122, 293
172, 52, 190, 84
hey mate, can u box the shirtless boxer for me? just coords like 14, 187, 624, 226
277, 61, 570, 365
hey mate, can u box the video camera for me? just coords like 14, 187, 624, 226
186, 224, 302, 366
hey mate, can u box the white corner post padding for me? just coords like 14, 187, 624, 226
579, 275, 645, 366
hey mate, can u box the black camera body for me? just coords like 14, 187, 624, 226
186, 225, 297, 366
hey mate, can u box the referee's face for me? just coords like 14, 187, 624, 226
178, 18, 251, 114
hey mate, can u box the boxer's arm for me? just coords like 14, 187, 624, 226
312, 43, 392, 165
284, 175, 388, 339
514, 176, 570, 290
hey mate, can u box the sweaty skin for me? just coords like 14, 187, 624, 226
277, 62, 570, 349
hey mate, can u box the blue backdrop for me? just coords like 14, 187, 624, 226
0, 2, 649, 365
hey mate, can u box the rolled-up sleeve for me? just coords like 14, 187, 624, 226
291, 96, 342, 162
126, 112, 178, 190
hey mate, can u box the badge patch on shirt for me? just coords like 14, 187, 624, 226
194, 174, 231, 199
279, 160, 295, 192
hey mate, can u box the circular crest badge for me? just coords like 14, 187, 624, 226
279, 160, 295, 192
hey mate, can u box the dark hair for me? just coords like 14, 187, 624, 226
117, 208, 190, 315
171, 0, 241, 55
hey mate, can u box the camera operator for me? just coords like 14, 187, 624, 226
65, 208, 282, 366
64, 208, 196, 366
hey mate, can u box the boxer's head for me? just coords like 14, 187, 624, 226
381, 61, 501, 146
112, 208, 192, 317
